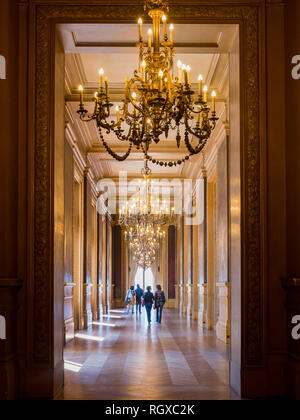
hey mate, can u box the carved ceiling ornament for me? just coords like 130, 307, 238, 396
33, 2, 261, 365
144, 0, 169, 12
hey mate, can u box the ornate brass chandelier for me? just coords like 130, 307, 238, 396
77, 0, 218, 166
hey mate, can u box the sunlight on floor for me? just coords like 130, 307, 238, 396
63, 310, 234, 400
64, 361, 83, 373
92, 321, 116, 327
75, 333, 105, 342
109, 310, 126, 314
102, 314, 122, 319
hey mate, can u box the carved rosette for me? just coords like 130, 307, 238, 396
34, 2, 261, 365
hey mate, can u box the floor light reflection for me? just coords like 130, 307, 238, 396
102, 314, 122, 319
109, 310, 126, 314
92, 321, 116, 327
75, 333, 105, 342
64, 361, 83, 373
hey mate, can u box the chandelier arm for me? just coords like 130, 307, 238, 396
110, 119, 135, 140
79, 114, 97, 123
172, 100, 186, 124
187, 104, 204, 114
156, 96, 169, 125
119, 100, 129, 123
183, 129, 207, 155
162, 97, 175, 126
184, 114, 213, 142
185, 125, 211, 144
126, 77, 147, 116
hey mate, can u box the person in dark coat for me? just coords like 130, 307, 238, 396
135, 284, 144, 314
154, 285, 166, 323
143, 286, 154, 325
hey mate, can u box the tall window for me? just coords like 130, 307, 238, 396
134, 267, 155, 291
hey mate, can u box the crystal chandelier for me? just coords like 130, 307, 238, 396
77, 0, 219, 166
119, 159, 175, 235
120, 160, 171, 269
130, 226, 163, 270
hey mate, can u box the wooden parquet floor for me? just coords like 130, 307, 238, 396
60, 309, 240, 400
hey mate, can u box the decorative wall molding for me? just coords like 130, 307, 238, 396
65, 120, 99, 203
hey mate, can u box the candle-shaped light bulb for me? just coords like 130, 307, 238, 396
170, 24, 174, 44
162, 14, 167, 39
138, 18, 143, 42
203, 85, 208, 103
148, 29, 152, 50
198, 74, 203, 96
99, 68, 104, 89
177, 60, 183, 83
182, 64, 188, 85
115, 105, 120, 123
186, 65, 191, 86
141, 60, 146, 82
211, 90, 216, 113
105, 76, 109, 98
78, 85, 83, 105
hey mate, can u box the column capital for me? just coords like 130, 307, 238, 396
83, 166, 90, 177
201, 167, 207, 178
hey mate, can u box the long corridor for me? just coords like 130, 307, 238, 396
60, 309, 239, 400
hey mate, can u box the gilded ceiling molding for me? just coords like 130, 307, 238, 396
33, 3, 261, 365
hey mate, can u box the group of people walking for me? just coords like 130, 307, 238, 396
125, 284, 166, 325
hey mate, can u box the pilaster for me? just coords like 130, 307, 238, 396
216, 282, 230, 343
64, 282, 76, 343
83, 283, 93, 328
198, 283, 207, 327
